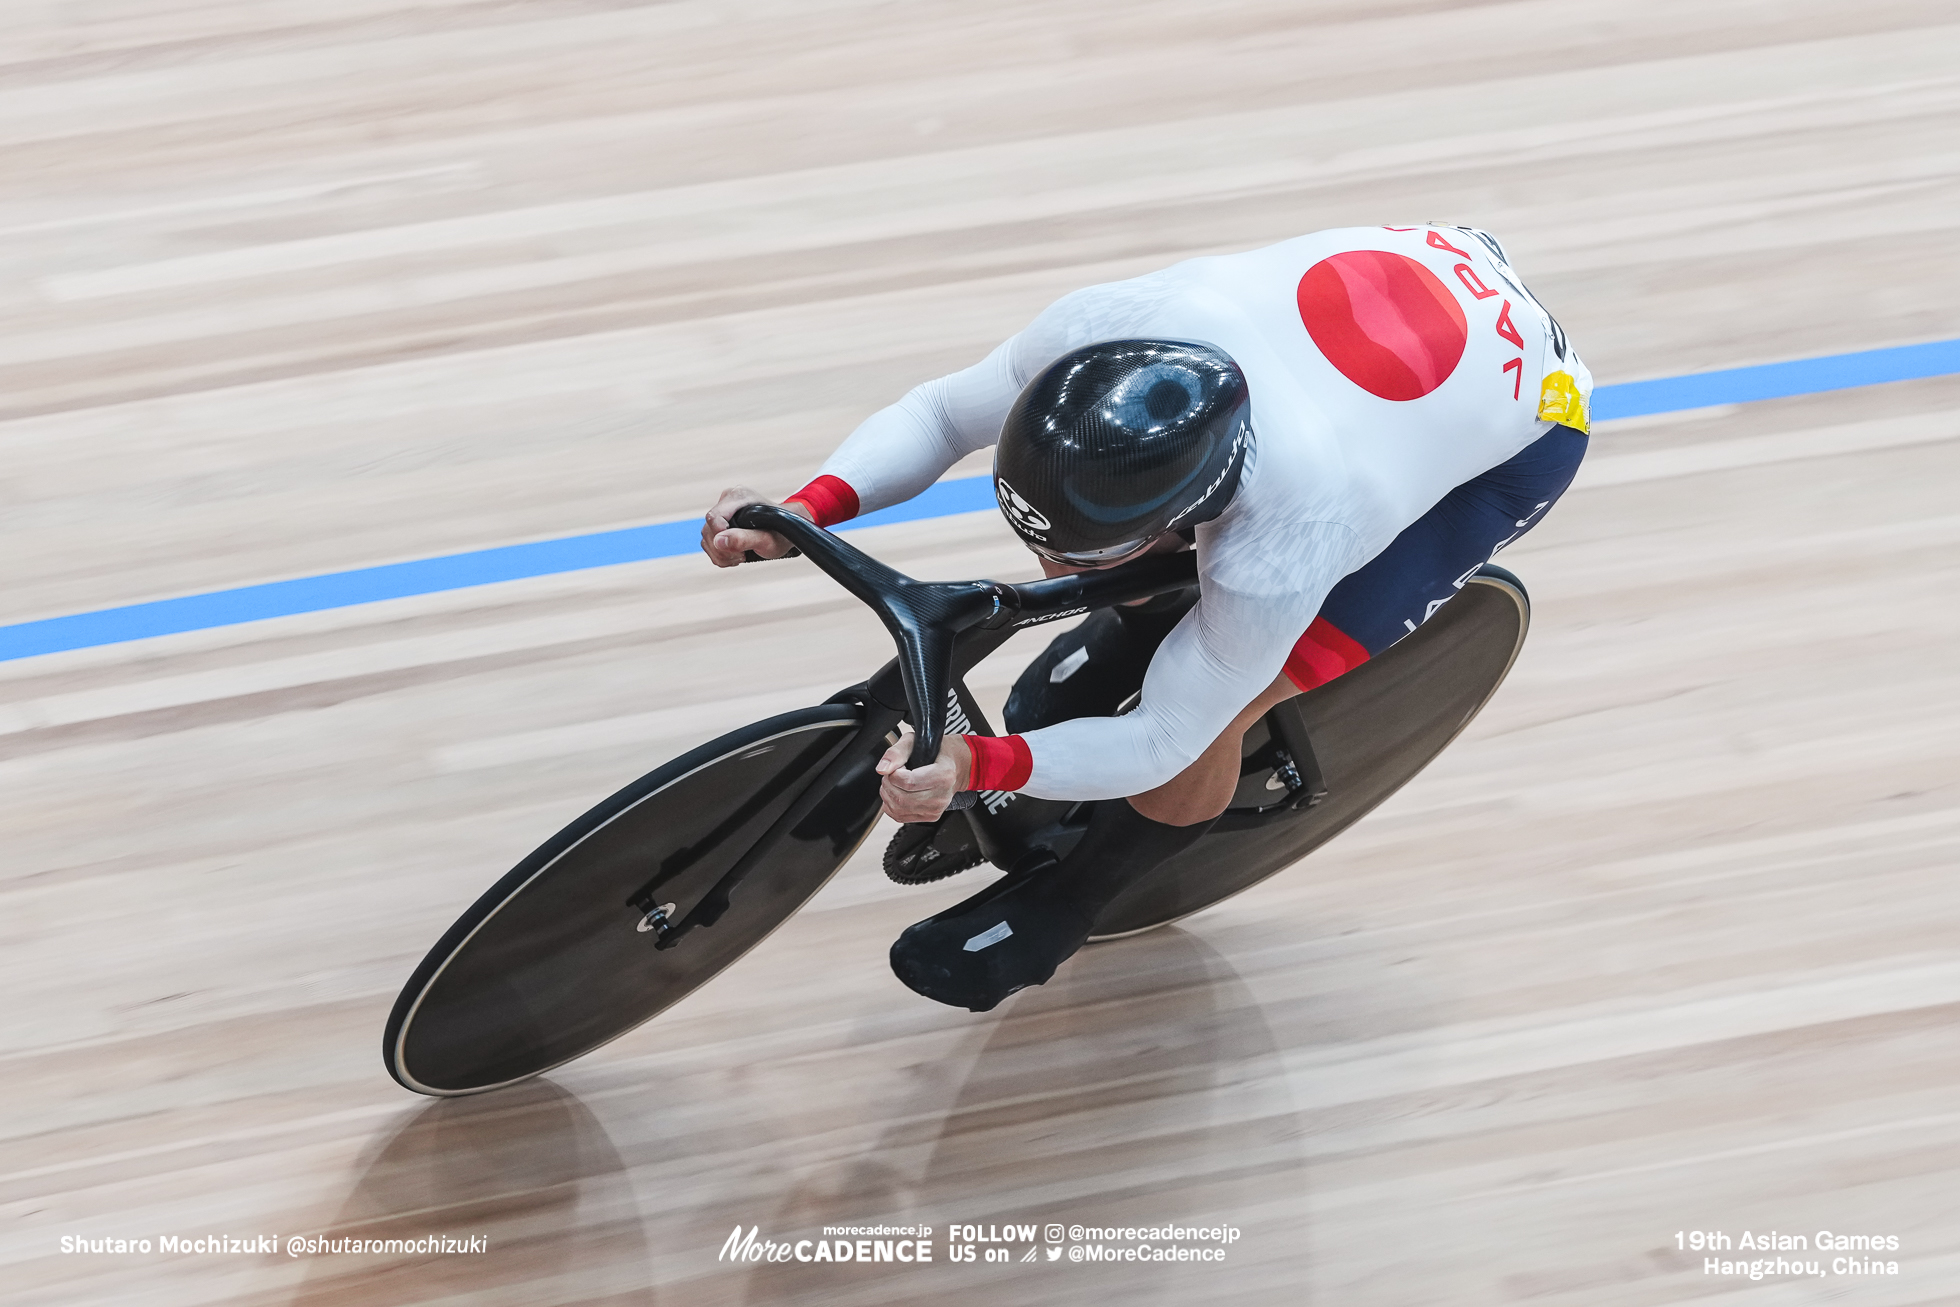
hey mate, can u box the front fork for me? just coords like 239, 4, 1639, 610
864, 623, 1088, 874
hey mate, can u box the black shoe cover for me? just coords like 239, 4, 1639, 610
889, 872, 1095, 1012
890, 799, 1219, 1013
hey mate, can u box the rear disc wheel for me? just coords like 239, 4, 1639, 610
1086, 566, 1531, 940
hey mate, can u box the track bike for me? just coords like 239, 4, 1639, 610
385, 504, 1529, 1096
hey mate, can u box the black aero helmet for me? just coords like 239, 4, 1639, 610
994, 339, 1252, 565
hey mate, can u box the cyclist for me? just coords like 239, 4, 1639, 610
701, 226, 1592, 1013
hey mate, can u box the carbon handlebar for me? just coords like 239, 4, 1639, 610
729, 502, 1198, 770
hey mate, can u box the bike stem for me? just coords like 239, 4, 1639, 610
730, 502, 1200, 767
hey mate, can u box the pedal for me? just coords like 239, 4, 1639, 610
884, 815, 985, 885
1271, 749, 1326, 809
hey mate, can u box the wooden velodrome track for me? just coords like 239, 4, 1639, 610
5, 2, 1959, 1303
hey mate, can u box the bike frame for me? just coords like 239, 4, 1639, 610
388, 507, 1520, 1094
641, 505, 1332, 950
689, 506, 1319, 894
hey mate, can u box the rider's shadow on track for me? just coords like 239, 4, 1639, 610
285, 1080, 652, 1306
736, 924, 1312, 1305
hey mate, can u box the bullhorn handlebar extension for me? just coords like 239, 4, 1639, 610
728, 502, 1199, 771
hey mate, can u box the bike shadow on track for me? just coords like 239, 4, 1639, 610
735, 924, 1313, 1306
282, 1079, 653, 1306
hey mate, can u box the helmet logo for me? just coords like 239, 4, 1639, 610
1164, 419, 1250, 529
995, 479, 1052, 536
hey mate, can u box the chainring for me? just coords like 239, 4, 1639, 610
883, 814, 986, 885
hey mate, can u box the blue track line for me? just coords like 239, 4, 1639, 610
5, 336, 1958, 663
1591, 337, 1960, 420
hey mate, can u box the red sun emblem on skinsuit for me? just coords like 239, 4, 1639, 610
1297, 250, 1468, 401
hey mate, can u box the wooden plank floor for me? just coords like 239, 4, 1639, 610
4, 2, 1958, 1303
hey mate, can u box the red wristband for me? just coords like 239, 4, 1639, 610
784, 474, 859, 528
962, 734, 1033, 793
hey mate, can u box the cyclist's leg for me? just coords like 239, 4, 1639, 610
893, 657, 1287, 1010
890, 793, 1218, 1011
1285, 422, 1587, 691
889, 426, 1587, 1010
1128, 669, 1300, 825
1002, 588, 1196, 732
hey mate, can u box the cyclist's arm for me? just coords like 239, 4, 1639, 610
786, 284, 1131, 525
704, 293, 1095, 560
966, 522, 1360, 801
792, 338, 1024, 524
702, 330, 1039, 560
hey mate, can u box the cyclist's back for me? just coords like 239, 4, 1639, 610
701, 224, 1593, 1012
807, 225, 1590, 801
